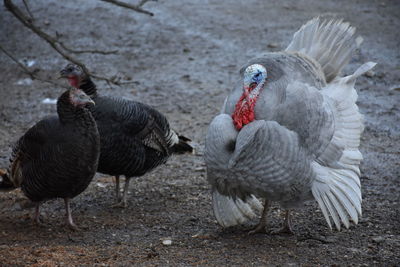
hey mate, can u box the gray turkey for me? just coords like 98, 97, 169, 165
205, 17, 376, 234
0, 88, 100, 230
59, 64, 193, 207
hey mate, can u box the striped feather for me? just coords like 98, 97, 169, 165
286, 17, 362, 82
311, 62, 375, 230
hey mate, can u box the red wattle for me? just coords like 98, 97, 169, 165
232, 92, 258, 130
67, 77, 79, 88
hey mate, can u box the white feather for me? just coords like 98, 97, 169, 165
311, 62, 375, 230
286, 17, 362, 82
212, 190, 262, 227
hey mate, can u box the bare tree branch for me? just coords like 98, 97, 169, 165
0, 43, 68, 88
58, 41, 119, 55
3, 0, 124, 86
22, 0, 34, 20
100, 0, 154, 16
138, 0, 154, 8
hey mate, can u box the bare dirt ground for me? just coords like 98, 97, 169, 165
0, 0, 399, 266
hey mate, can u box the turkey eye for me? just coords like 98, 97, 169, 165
249, 82, 257, 89
254, 73, 260, 78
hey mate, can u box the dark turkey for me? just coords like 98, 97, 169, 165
60, 64, 193, 207
0, 88, 100, 229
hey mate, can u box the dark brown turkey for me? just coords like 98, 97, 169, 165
60, 64, 193, 207
0, 88, 100, 230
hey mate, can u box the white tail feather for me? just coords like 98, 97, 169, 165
286, 17, 362, 82
212, 190, 263, 227
311, 62, 375, 230
312, 162, 362, 230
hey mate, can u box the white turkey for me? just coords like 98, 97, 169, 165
204, 17, 376, 234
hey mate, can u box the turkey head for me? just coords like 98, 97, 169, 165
232, 64, 267, 130
69, 88, 95, 107
60, 64, 86, 88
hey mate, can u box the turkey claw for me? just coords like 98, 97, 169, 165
111, 201, 127, 208
248, 225, 268, 235
269, 226, 294, 235
67, 222, 80, 231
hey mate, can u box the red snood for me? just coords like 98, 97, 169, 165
232, 90, 259, 130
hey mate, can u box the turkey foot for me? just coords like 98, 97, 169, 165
66, 219, 80, 231
110, 200, 127, 208
33, 202, 43, 226
248, 199, 270, 235
248, 223, 268, 235
270, 210, 294, 235
111, 177, 131, 208
269, 226, 294, 235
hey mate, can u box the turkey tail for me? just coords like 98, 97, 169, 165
0, 168, 16, 192
172, 135, 194, 154
212, 189, 263, 227
166, 127, 194, 154
0, 149, 25, 192
311, 62, 376, 231
286, 17, 363, 82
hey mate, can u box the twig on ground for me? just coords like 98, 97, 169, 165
100, 0, 154, 16
297, 234, 334, 244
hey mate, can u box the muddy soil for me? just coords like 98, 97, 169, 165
0, 0, 399, 266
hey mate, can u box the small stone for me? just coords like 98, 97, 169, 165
96, 182, 107, 188
372, 236, 385, 243
267, 43, 279, 48
44, 20, 50, 25
162, 239, 172, 246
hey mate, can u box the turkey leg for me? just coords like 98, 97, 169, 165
112, 176, 131, 208
271, 210, 294, 235
33, 202, 41, 225
248, 199, 270, 235
64, 198, 78, 230
114, 175, 121, 201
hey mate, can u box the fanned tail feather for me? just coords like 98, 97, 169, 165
172, 135, 194, 154
312, 162, 362, 230
312, 62, 376, 230
0, 168, 16, 192
167, 129, 194, 154
286, 17, 362, 82
212, 189, 263, 227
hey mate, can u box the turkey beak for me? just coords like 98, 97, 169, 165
87, 99, 95, 106
58, 70, 67, 79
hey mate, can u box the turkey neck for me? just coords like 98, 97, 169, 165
79, 77, 98, 99
57, 91, 95, 127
